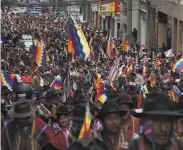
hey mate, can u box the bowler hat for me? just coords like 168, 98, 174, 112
72, 105, 86, 121
116, 94, 134, 109
8, 100, 36, 119
132, 92, 183, 118
56, 105, 70, 117
72, 94, 87, 105
96, 100, 127, 121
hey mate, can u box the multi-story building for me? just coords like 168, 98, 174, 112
89, 0, 183, 54
149, 0, 183, 54
90, 0, 148, 45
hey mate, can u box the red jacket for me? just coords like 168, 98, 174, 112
51, 130, 71, 150
21, 76, 33, 83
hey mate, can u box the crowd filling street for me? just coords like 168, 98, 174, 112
1, 10, 183, 150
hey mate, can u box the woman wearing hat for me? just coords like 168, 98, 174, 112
50, 105, 72, 150
130, 92, 183, 150
56, 105, 70, 130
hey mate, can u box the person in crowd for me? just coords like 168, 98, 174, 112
116, 94, 140, 134
94, 100, 130, 150
56, 105, 70, 130
1, 100, 53, 150
68, 137, 108, 150
130, 92, 183, 150
2, 10, 183, 150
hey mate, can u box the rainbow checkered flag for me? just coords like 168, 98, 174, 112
1, 71, 15, 91
67, 17, 91, 60
164, 49, 174, 57
50, 75, 63, 90
95, 74, 107, 103
106, 34, 115, 57
172, 58, 183, 73
33, 41, 50, 67
78, 102, 92, 140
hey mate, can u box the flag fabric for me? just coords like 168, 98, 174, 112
172, 85, 182, 97
127, 64, 133, 75
164, 49, 174, 57
143, 84, 149, 94
153, 57, 161, 69
137, 90, 143, 109
88, 95, 94, 104
122, 41, 130, 53
88, 74, 93, 84
119, 65, 126, 78
67, 18, 91, 60
141, 84, 146, 98
108, 63, 119, 83
40, 77, 45, 87
89, 46, 95, 62
95, 74, 107, 103
1, 72, 15, 91
150, 75, 156, 87
78, 102, 92, 140
172, 58, 183, 73
106, 34, 115, 57
50, 75, 63, 90
33, 41, 50, 67
168, 90, 179, 103
143, 65, 147, 74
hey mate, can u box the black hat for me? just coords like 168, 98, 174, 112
8, 100, 36, 119
72, 105, 86, 121
132, 92, 183, 119
14, 82, 32, 99
125, 85, 137, 94
96, 101, 127, 121
116, 94, 134, 109
56, 105, 70, 118
72, 94, 86, 105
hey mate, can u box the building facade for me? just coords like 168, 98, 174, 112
149, 0, 183, 54
90, 0, 148, 45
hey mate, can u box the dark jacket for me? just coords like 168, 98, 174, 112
1, 117, 53, 150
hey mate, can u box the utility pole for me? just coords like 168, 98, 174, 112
155, 7, 159, 52
126, 0, 134, 45
145, 0, 150, 48
127, 0, 132, 34
110, 13, 113, 35
53, 0, 57, 12
26, 0, 29, 11
83, 1, 86, 21
119, 0, 123, 40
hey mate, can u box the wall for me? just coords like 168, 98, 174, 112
151, 0, 183, 21
180, 21, 183, 52
158, 22, 167, 47
140, 14, 146, 45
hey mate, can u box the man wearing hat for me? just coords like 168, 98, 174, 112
130, 92, 183, 150
69, 104, 87, 141
116, 94, 139, 134
94, 100, 130, 150
1, 100, 54, 150
39, 89, 61, 135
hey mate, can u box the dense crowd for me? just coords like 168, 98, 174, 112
1, 11, 183, 150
